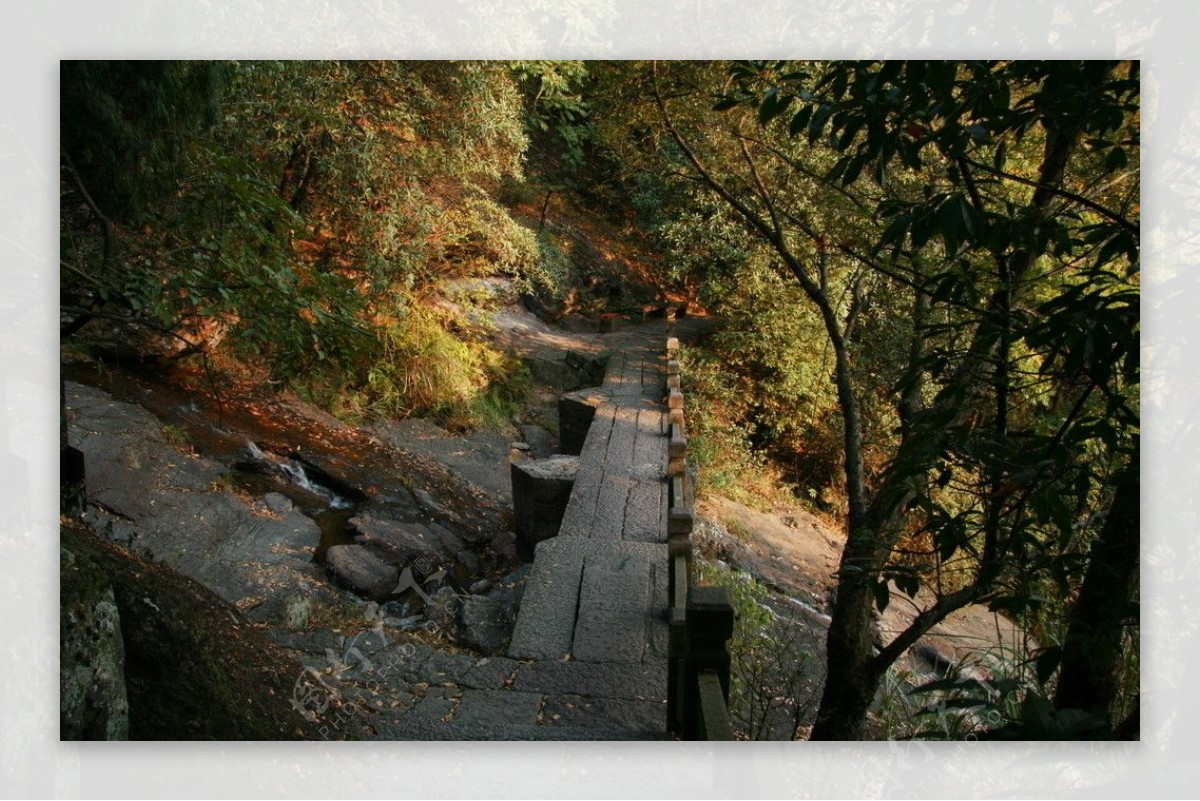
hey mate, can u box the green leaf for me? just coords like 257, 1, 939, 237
1103, 146, 1129, 170
788, 105, 813, 137
807, 103, 834, 143
908, 676, 991, 695
824, 156, 850, 184
842, 153, 867, 185
758, 89, 793, 126
897, 572, 920, 598
992, 140, 1007, 172
836, 116, 865, 151
910, 207, 937, 249
965, 123, 992, 143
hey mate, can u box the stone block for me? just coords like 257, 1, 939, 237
511, 455, 579, 556
558, 388, 610, 455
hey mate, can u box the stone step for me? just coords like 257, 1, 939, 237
379, 714, 665, 741
558, 404, 667, 542
507, 538, 667, 662
510, 656, 668, 700
573, 550, 653, 662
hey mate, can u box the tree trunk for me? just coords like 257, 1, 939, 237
811, 567, 883, 739
1053, 440, 1139, 725
278, 140, 315, 211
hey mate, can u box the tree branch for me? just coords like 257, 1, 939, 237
872, 584, 990, 670
961, 155, 1139, 238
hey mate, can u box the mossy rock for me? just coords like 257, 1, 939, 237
61, 520, 318, 740
60, 540, 130, 740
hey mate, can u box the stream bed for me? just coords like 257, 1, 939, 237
63, 359, 522, 615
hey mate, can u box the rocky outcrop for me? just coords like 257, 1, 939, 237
66, 381, 325, 612
351, 514, 439, 565
370, 418, 517, 504
61, 520, 316, 740
60, 542, 130, 740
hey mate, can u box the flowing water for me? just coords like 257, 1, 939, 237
63, 362, 392, 564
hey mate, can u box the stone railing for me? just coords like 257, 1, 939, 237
664, 331, 736, 741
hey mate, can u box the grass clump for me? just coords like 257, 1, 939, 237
292, 301, 532, 433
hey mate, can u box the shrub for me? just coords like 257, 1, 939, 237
695, 560, 819, 740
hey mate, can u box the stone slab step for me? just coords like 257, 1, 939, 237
558, 403, 667, 543
507, 538, 667, 662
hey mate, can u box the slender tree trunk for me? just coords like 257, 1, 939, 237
538, 189, 554, 233
278, 140, 316, 211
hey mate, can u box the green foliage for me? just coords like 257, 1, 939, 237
314, 302, 530, 430
695, 560, 817, 739
681, 346, 774, 504
161, 424, 191, 451
865, 633, 1111, 740
512, 60, 592, 169
904, 670, 1112, 740
161, 140, 371, 376
458, 359, 533, 431
422, 192, 541, 285
62, 60, 544, 427
362, 306, 488, 419
527, 231, 576, 301
61, 60, 224, 221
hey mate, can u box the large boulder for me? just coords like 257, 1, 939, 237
351, 514, 439, 566
324, 544, 399, 601
60, 543, 130, 740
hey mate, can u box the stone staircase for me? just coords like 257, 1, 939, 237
505, 330, 672, 738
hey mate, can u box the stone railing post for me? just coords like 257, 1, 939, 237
683, 586, 735, 740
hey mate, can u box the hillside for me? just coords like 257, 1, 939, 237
60, 60, 1140, 742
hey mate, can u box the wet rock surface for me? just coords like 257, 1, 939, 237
371, 418, 518, 505
324, 545, 400, 601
